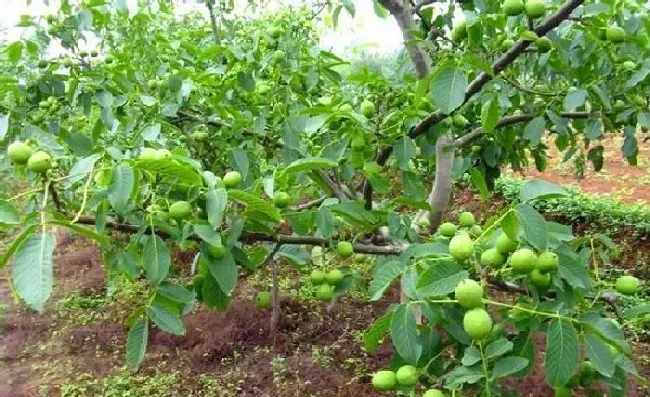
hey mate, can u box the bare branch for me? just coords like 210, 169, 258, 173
453, 111, 592, 147
205, 0, 221, 45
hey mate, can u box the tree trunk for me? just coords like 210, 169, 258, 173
427, 134, 455, 232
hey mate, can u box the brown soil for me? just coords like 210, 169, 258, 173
508, 133, 650, 203
1, 195, 649, 397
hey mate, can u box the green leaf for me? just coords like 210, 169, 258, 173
470, 168, 489, 200
390, 303, 422, 365
462, 345, 481, 366
523, 117, 546, 146
230, 148, 249, 180
516, 204, 548, 251
625, 304, 650, 320
485, 338, 514, 359
556, 244, 592, 290
416, 260, 468, 298
545, 318, 579, 387
584, 332, 615, 377
563, 89, 587, 111
445, 365, 484, 387
519, 179, 568, 202
193, 224, 221, 246
512, 333, 535, 377
501, 211, 520, 241
13, 233, 55, 311
147, 299, 185, 336
364, 311, 392, 353
126, 318, 148, 370
201, 273, 230, 311
373, 1, 389, 17
227, 189, 280, 222
0, 225, 37, 269
205, 251, 238, 294
6, 41, 23, 64
393, 137, 416, 170
492, 356, 529, 379
156, 282, 195, 304
369, 259, 407, 301
207, 188, 227, 229
481, 97, 499, 134
282, 157, 338, 176
142, 234, 170, 285
134, 158, 203, 186
430, 65, 468, 114
0, 200, 20, 225
107, 163, 134, 213
65, 154, 101, 187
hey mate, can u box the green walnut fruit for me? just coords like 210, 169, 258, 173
579, 362, 596, 386
154, 149, 172, 160
503, 0, 524, 15
269, 25, 283, 38
606, 26, 625, 43
169, 201, 191, 219
223, 171, 242, 188
438, 222, 457, 237
530, 268, 552, 288
46, 14, 56, 23
501, 39, 515, 52
481, 248, 505, 268
423, 389, 445, 397
471, 145, 482, 153
309, 269, 326, 284
7, 141, 33, 165
455, 279, 484, 309
326, 269, 344, 286
452, 114, 469, 128
208, 244, 226, 259
316, 284, 334, 301
510, 248, 537, 273
27, 151, 52, 174
535, 37, 552, 52
463, 308, 493, 340
255, 291, 272, 309
615, 275, 640, 295
395, 365, 418, 386
524, 0, 546, 18
351, 136, 366, 152
451, 22, 467, 43
79, 50, 88, 57
496, 233, 518, 253
613, 99, 626, 111
458, 211, 475, 227
139, 147, 157, 160
633, 95, 647, 107
273, 191, 291, 208
336, 241, 354, 257
469, 224, 482, 238
371, 370, 396, 391
191, 131, 209, 141
147, 79, 158, 89
38, 59, 48, 69
354, 253, 366, 263
536, 251, 559, 272
360, 100, 376, 118
62, 58, 72, 67
449, 233, 474, 261
623, 60, 637, 70
90, 50, 98, 57
417, 217, 431, 229
105, 55, 114, 64
272, 49, 285, 63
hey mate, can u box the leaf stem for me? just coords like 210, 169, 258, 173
478, 341, 491, 397
483, 298, 577, 323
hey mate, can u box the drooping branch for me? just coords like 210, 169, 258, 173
453, 111, 592, 148
205, 0, 221, 45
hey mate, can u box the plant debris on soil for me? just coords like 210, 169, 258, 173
1, 191, 649, 397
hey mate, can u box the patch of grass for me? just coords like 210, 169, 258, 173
60, 368, 180, 397
53, 293, 108, 326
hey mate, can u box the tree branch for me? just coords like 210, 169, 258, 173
453, 111, 592, 147
205, 0, 221, 45
371, 0, 586, 169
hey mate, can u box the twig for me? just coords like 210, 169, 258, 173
265, 242, 283, 343
295, 197, 327, 210
205, 0, 221, 45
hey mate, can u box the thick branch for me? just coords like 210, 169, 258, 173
453, 111, 592, 147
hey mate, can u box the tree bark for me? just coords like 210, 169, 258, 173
427, 134, 455, 231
